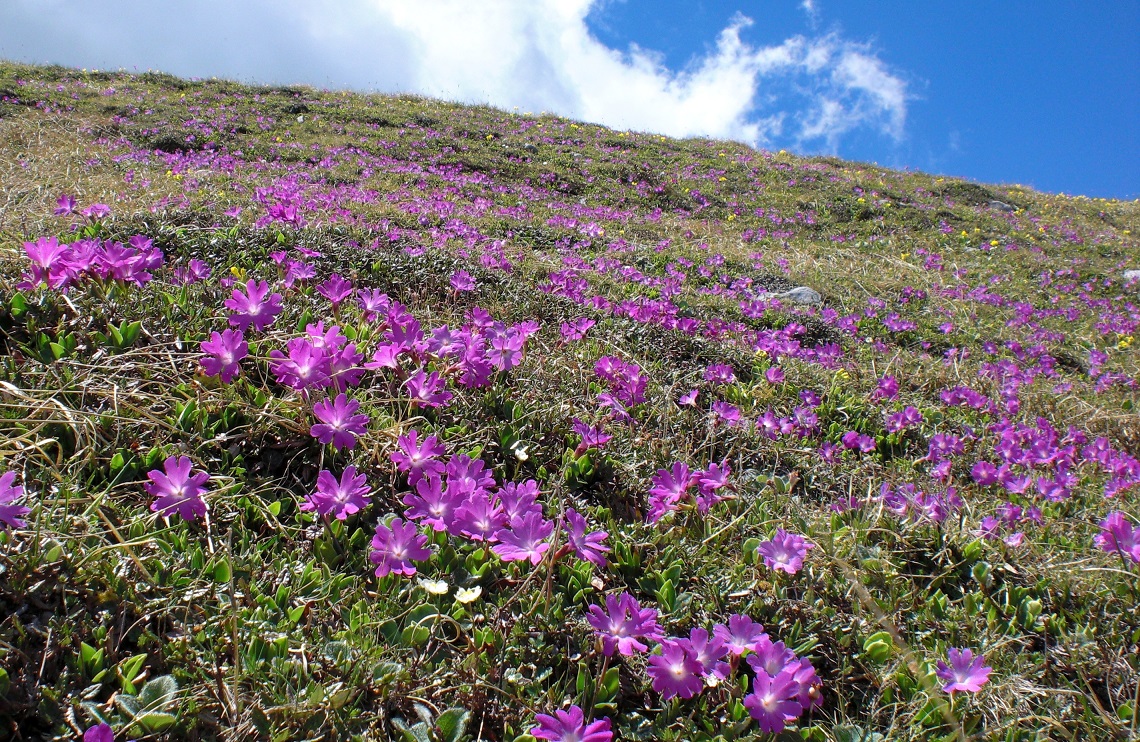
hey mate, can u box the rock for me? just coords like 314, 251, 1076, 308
1124, 270, 1140, 283
986, 199, 1016, 213
778, 286, 822, 305
522, 143, 538, 154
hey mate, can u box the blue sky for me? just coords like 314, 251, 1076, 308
1, 0, 1136, 198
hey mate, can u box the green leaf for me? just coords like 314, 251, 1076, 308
435, 708, 470, 742
135, 711, 177, 733
0, 667, 9, 696
138, 674, 178, 710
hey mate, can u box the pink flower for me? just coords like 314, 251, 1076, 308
54, 193, 78, 216
405, 368, 453, 408
83, 724, 114, 742
492, 511, 554, 564
311, 394, 369, 450
765, 366, 785, 384
303, 466, 371, 520
757, 529, 814, 574
647, 640, 704, 700
744, 667, 803, 734
390, 430, 446, 485
586, 592, 664, 657
936, 648, 992, 693
145, 456, 210, 521
0, 472, 30, 530
647, 462, 695, 523
316, 273, 354, 308
370, 517, 431, 577
1095, 512, 1140, 563
564, 508, 609, 567
449, 270, 476, 292
200, 329, 248, 383
225, 279, 283, 332
678, 389, 699, 406
714, 614, 766, 656
531, 706, 612, 742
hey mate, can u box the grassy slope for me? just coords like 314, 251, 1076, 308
0, 62, 1137, 741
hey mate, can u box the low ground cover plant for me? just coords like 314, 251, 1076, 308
0, 61, 1137, 741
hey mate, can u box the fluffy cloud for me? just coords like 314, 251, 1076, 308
0, 0, 908, 150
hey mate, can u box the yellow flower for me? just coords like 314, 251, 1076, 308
1118, 336, 1134, 350
900, 253, 909, 260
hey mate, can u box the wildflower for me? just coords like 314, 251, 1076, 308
405, 368, 453, 408
711, 401, 741, 426
145, 456, 209, 521
531, 706, 612, 742
560, 317, 595, 342
402, 475, 459, 532
647, 640, 705, 700
743, 667, 803, 734
390, 430, 446, 485
456, 586, 482, 603
487, 331, 524, 372
316, 273, 354, 308
1095, 512, 1140, 563
54, 193, 78, 216
757, 529, 814, 574
704, 364, 736, 385
173, 258, 211, 285
748, 637, 797, 676
572, 419, 611, 453
679, 389, 699, 406
225, 279, 283, 332
695, 460, 731, 514
199, 329, 248, 383
369, 517, 430, 578
564, 508, 610, 567
647, 462, 695, 523
311, 394, 369, 450
454, 494, 506, 541
685, 627, 730, 680
84, 724, 114, 742
586, 592, 664, 657
22, 236, 70, 288
971, 461, 999, 486
269, 338, 330, 391
449, 270, 476, 292
935, 648, 992, 693
765, 366, 785, 384
0, 472, 30, 530
357, 289, 390, 323
714, 614, 766, 656
492, 511, 554, 564
303, 466, 371, 520
82, 203, 111, 220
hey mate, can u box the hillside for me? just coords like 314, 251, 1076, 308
0, 61, 1138, 741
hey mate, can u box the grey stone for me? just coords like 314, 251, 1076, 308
1124, 270, 1140, 283
987, 199, 1016, 213
778, 286, 822, 305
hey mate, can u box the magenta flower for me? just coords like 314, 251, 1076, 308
225, 279, 283, 332
711, 401, 741, 426
765, 366, 785, 384
311, 394, 370, 450
704, 364, 736, 385
714, 614, 767, 656
0, 471, 30, 530
559, 317, 595, 342
145, 456, 210, 521
54, 193, 78, 216
572, 419, 611, 452
1095, 512, 1140, 563
936, 648, 992, 693
81, 203, 111, 220
586, 592, 664, 657
269, 338, 331, 391
757, 529, 814, 575
316, 273, 355, 308
531, 706, 612, 742
492, 511, 554, 565
84, 724, 114, 742
22, 236, 70, 288
303, 466, 371, 520
199, 329, 248, 383
743, 667, 803, 734
564, 508, 610, 567
403, 475, 461, 532
390, 430, 446, 485
405, 368, 453, 408
647, 462, 695, 523
173, 258, 211, 285
679, 389, 699, 406
449, 270, 476, 292
647, 640, 705, 700
685, 627, 730, 679
358, 289, 390, 323
370, 517, 431, 578
971, 461, 999, 486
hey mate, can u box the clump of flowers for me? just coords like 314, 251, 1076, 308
145, 456, 210, 521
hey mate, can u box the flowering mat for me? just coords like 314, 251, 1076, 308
0, 62, 1137, 742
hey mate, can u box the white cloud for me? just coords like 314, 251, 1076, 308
0, 0, 909, 151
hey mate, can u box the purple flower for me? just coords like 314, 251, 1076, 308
765, 366, 785, 384
531, 706, 612, 742
81, 203, 111, 220
711, 401, 741, 427
971, 461, 998, 486
22, 236, 70, 288
449, 270, 476, 292
559, 317, 596, 342
936, 648, 992, 693
54, 193, 78, 216
1095, 512, 1140, 563
269, 338, 331, 391
492, 511, 554, 564
390, 430, 446, 485
83, 724, 114, 742
713, 614, 766, 656
316, 273, 355, 308
199, 329, 248, 383
647, 640, 705, 700
757, 529, 814, 574
173, 258, 211, 285
370, 517, 431, 577
405, 368, 453, 408
685, 627, 730, 679
572, 419, 611, 452
564, 508, 610, 567
225, 279, 283, 332
743, 667, 803, 734
586, 592, 664, 657
303, 466, 371, 520
402, 475, 459, 532
311, 394, 369, 450
678, 388, 699, 406
145, 456, 209, 521
0, 472, 30, 530
695, 460, 731, 514
704, 364, 736, 385
647, 462, 695, 523
358, 289, 390, 323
